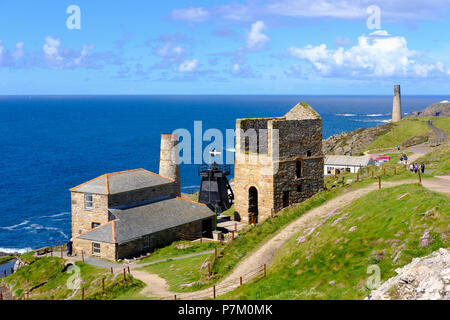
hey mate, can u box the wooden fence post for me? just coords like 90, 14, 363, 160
102, 278, 105, 293
418, 171, 422, 184
378, 176, 381, 190
0, 291, 3, 300
213, 285, 216, 299
231, 231, 235, 240
110, 267, 113, 275
240, 276, 243, 286
383, 166, 386, 175
264, 264, 267, 277
127, 266, 131, 274
174, 294, 177, 300
81, 250, 84, 263
123, 268, 126, 281
82, 288, 85, 300
215, 248, 217, 259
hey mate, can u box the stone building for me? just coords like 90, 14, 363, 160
324, 155, 375, 175
234, 102, 324, 223
70, 134, 214, 260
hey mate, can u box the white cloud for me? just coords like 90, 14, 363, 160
171, 7, 210, 22
155, 43, 186, 60
289, 30, 449, 78
43, 36, 95, 69
176, 59, 199, 72
246, 21, 270, 50
0, 41, 25, 67
232, 63, 241, 74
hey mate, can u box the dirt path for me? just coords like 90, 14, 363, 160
131, 269, 171, 298
158, 177, 448, 300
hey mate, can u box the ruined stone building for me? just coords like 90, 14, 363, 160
233, 102, 324, 223
70, 134, 214, 260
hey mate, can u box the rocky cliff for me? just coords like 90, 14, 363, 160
411, 101, 450, 117
366, 248, 449, 300
322, 122, 394, 155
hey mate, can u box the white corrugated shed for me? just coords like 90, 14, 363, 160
325, 155, 375, 167
324, 155, 375, 167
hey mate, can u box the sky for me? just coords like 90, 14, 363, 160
0, 0, 449, 95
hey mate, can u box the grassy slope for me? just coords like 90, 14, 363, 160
222, 184, 449, 300
433, 117, 450, 134
1, 255, 144, 300
364, 117, 433, 151
137, 240, 218, 264
416, 143, 450, 176
139, 254, 210, 292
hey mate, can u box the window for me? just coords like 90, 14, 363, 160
296, 160, 302, 178
92, 242, 101, 255
307, 150, 312, 157
327, 167, 334, 174
84, 193, 93, 209
345, 168, 351, 173
297, 184, 302, 192
91, 222, 100, 229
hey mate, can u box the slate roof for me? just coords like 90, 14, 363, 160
77, 197, 214, 245
284, 102, 321, 120
70, 168, 174, 195
324, 155, 375, 167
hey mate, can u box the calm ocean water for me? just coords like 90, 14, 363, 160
0, 95, 446, 251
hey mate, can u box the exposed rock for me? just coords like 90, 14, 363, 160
412, 101, 450, 117
322, 123, 394, 155
366, 248, 450, 300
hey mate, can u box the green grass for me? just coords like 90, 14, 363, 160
0, 255, 144, 300
138, 254, 210, 292
0, 256, 14, 264
433, 117, 450, 134
365, 117, 432, 151
416, 143, 450, 176
222, 184, 449, 300
137, 240, 219, 264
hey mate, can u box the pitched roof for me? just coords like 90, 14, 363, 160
324, 155, 375, 167
70, 168, 174, 195
284, 102, 321, 120
77, 197, 214, 244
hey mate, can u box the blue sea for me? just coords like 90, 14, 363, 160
0, 95, 446, 252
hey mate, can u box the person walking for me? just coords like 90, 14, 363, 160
414, 164, 418, 173
67, 239, 73, 257
409, 164, 413, 172
420, 163, 425, 173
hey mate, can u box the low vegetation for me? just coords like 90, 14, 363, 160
139, 254, 211, 292
432, 117, 450, 134
1, 255, 144, 300
137, 240, 219, 264
364, 117, 433, 152
416, 143, 450, 176
222, 184, 449, 299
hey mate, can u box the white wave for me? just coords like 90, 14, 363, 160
366, 114, 382, 117
0, 247, 32, 254
355, 119, 391, 123
336, 113, 357, 116
40, 212, 70, 219
0, 220, 30, 231
21, 224, 69, 240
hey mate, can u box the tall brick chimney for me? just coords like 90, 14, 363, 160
159, 133, 181, 196
392, 84, 402, 122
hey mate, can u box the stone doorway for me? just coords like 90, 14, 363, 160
248, 186, 258, 224
283, 191, 290, 208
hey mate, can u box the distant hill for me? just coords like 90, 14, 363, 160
411, 101, 450, 117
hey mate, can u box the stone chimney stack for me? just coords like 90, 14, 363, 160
159, 133, 181, 196
392, 84, 402, 122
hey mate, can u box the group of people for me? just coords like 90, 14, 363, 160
410, 163, 425, 174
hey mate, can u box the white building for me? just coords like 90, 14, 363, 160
324, 155, 375, 175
